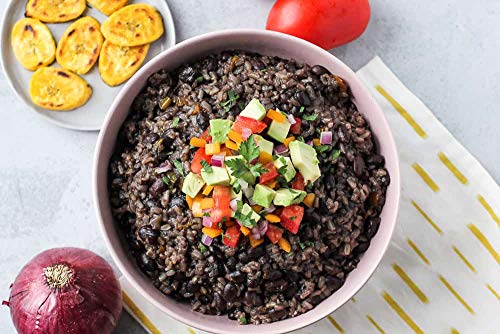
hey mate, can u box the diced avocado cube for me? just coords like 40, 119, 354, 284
289, 140, 321, 183
239, 98, 267, 121
273, 188, 307, 206
209, 119, 232, 143
267, 118, 291, 143
181, 172, 205, 198
201, 166, 230, 186
230, 188, 243, 201
252, 184, 276, 208
273, 156, 296, 182
226, 155, 256, 185
254, 135, 274, 156
241, 202, 262, 223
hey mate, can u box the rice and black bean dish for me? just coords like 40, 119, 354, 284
109, 51, 390, 324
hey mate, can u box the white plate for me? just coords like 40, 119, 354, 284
0, 0, 176, 131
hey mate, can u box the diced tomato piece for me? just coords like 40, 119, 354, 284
233, 116, 267, 134
259, 162, 279, 184
210, 186, 232, 224
291, 173, 305, 190
200, 128, 211, 140
265, 224, 284, 244
290, 117, 302, 135
280, 205, 305, 234
191, 148, 212, 174
223, 225, 241, 248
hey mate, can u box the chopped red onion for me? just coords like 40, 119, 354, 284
235, 220, 242, 226
211, 155, 225, 167
242, 127, 252, 140
201, 234, 213, 246
251, 227, 261, 240
202, 215, 212, 227
230, 199, 238, 212
262, 204, 276, 213
307, 140, 314, 146
320, 131, 333, 145
274, 144, 288, 155
287, 114, 297, 124
250, 157, 259, 164
258, 221, 268, 236
155, 166, 170, 174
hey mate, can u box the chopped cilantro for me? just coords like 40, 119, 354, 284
299, 241, 315, 249
331, 149, 341, 159
173, 160, 184, 176
202, 212, 210, 217
198, 243, 208, 253
226, 158, 266, 183
306, 241, 315, 247
161, 176, 170, 185
238, 101, 245, 110
306, 182, 314, 191
233, 181, 242, 193
239, 316, 247, 325
303, 114, 317, 121
220, 90, 240, 112
172, 117, 180, 127
234, 201, 259, 228
299, 106, 305, 113
315, 145, 330, 153
261, 69, 267, 73
239, 134, 260, 163
299, 242, 306, 249
201, 160, 213, 173
289, 216, 297, 221
196, 76, 204, 83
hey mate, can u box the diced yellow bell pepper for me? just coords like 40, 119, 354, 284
192, 200, 204, 218
251, 205, 263, 213
202, 227, 222, 238
266, 109, 286, 123
283, 136, 296, 148
313, 138, 321, 146
278, 237, 291, 252
303, 193, 316, 208
190, 137, 207, 147
202, 185, 214, 196
249, 234, 264, 248
205, 142, 221, 155
258, 151, 273, 164
228, 130, 243, 144
240, 226, 250, 236
225, 139, 239, 151
200, 198, 215, 210
265, 214, 281, 223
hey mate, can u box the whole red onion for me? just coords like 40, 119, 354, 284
6, 247, 122, 334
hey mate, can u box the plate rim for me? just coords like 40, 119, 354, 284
0, 0, 177, 131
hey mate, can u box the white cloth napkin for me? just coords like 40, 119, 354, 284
120, 57, 500, 334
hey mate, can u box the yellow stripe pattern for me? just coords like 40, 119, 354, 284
407, 238, 431, 265
477, 195, 500, 229
411, 200, 443, 234
382, 291, 424, 334
452, 246, 476, 273
438, 152, 468, 185
366, 315, 386, 334
486, 284, 500, 300
122, 291, 162, 334
412, 163, 440, 192
327, 315, 345, 334
467, 223, 500, 265
438, 275, 475, 315
392, 263, 429, 303
451, 328, 460, 334
376, 85, 427, 138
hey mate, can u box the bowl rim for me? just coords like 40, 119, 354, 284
93, 28, 400, 334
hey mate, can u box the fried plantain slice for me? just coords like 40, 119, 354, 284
56, 16, 104, 74
25, 0, 86, 23
11, 18, 55, 71
87, 0, 128, 16
99, 40, 149, 86
30, 67, 92, 111
101, 4, 164, 46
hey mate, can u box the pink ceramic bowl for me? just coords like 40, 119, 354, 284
93, 29, 400, 334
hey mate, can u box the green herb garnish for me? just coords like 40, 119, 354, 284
239, 134, 260, 163
303, 114, 317, 121
196, 76, 204, 83
315, 145, 330, 153
331, 149, 341, 160
233, 201, 259, 228
299, 106, 305, 113
162, 176, 170, 185
261, 69, 267, 73
225, 158, 267, 183
201, 160, 213, 173
289, 216, 297, 221
239, 316, 247, 325
220, 90, 240, 112
173, 160, 184, 176
198, 243, 208, 253
203, 212, 211, 217
172, 117, 180, 127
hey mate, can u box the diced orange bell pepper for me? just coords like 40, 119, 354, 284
303, 193, 316, 208
240, 226, 250, 236
225, 139, 239, 151
186, 195, 194, 209
228, 130, 243, 144
266, 180, 279, 189
202, 185, 214, 196
266, 109, 286, 123
265, 214, 281, 223
283, 136, 296, 148
313, 138, 321, 146
278, 237, 291, 252
202, 227, 223, 238
190, 137, 207, 147
192, 200, 204, 218
200, 198, 215, 210
249, 234, 264, 248
251, 205, 263, 213
205, 142, 221, 155
259, 151, 273, 164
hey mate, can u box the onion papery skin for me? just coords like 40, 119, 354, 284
8, 247, 122, 334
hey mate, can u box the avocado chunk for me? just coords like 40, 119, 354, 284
252, 184, 276, 208
239, 98, 267, 121
254, 135, 274, 156
230, 188, 243, 201
181, 172, 205, 198
289, 140, 321, 183
209, 119, 232, 143
273, 188, 307, 206
240, 202, 262, 224
201, 166, 231, 186
273, 156, 296, 182
226, 155, 256, 185
267, 118, 291, 143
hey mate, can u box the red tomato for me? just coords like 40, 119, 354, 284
265, 224, 284, 244
223, 225, 241, 248
233, 116, 267, 134
210, 186, 232, 224
191, 148, 212, 174
266, 0, 371, 50
291, 173, 305, 190
259, 162, 279, 184
290, 117, 302, 135
280, 205, 304, 234
200, 128, 211, 141
210, 209, 232, 225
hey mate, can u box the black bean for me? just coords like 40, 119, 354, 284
223, 283, 238, 302
296, 90, 312, 106
366, 154, 385, 166
137, 253, 155, 272
319, 199, 330, 214
206, 58, 218, 71
267, 270, 283, 281
228, 308, 242, 320
179, 66, 197, 83
366, 192, 381, 209
325, 276, 344, 291
365, 217, 381, 238
186, 281, 200, 293
247, 276, 261, 288
169, 196, 186, 209
229, 270, 245, 283
285, 62, 297, 72
269, 309, 287, 321
287, 271, 300, 282
238, 252, 250, 264
138, 226, 159, 245
196, 112, 209, 128
214, 293, 226, 314
243, 291, 263, 307
226, 257, 237, 271
311, 65, 330, 76
149, 178, 165, 197
354, 156, 365, 176
355, 241, 370, 254
266, 279, 288, 292
310, 294, 323, 305
248, 246, 264, 260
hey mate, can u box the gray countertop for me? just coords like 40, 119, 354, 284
1, 0, 498, 333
